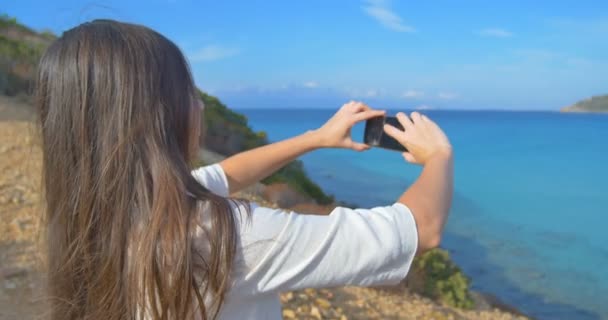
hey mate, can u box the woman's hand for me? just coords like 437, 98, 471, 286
383, 112, 452, 165
314, 101, 385, 151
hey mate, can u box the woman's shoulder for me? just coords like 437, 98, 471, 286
191, 164, 230, 197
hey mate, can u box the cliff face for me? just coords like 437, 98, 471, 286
561, 95, 608, 113
199, 90, 269, 156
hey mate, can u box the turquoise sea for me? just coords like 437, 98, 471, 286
237, 109, 608, 320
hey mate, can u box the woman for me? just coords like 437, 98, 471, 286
36, 20, 453, 320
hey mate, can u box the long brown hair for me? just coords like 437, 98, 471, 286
35, 20, 240, 320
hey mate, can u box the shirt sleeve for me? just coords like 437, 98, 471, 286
191, 164, 230, 197
230, 201, 419, 296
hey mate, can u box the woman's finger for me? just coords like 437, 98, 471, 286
341, 101, 357, 112
402, 152, 417, 163
396, 112, 414, 130
352, 109, 385, 123
343, 101, 361, 112
350, 141, 371, 152
422, 115, 440, 131
411, 112, 423, 124
383, 123, 407, 145
351, 101, 371, 113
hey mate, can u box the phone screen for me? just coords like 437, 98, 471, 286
363, 116, 407, 152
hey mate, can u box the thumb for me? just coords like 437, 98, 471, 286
350, 141, 371, 152
402, 152, 417, 163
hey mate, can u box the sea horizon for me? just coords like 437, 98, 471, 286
231, 106, 608, 113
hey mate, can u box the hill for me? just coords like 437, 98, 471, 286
561, 95, 608, 113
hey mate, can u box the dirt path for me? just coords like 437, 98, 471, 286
0, 121, 47, 320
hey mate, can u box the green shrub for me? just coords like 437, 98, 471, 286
0, 35, 46, 64
412, 248, 474, 309
0, 14, 20, 29
0, 14, 56, 96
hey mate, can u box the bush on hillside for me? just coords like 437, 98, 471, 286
410, 248, 474, 309
0, 14, 54, 96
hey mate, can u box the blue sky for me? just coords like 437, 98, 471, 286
5, 0, 608, 110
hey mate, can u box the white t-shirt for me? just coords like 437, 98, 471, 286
191, 164, 419, 319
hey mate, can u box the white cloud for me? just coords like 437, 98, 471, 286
303, 81, 319, 88
478, 28, 513, 38
362, 0, 415, 33
438, 92, 458, 100
189, 45, 239, 62
345, 88, 383, 98
402, 90, 425, 99
364, 89, 379, 97
415, 104, 434, 110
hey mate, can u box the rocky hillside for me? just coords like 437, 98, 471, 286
561, 95, 608, 113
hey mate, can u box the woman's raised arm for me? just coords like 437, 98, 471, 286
384, 112, 454, 253
218, 102, 384, 194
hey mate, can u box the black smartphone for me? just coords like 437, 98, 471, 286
363, 116, 407, 152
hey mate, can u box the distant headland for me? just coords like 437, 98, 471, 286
561, 95, 608, 113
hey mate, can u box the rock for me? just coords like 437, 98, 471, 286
310, 306, 321, 319
280, 292, 294, 303
4, 280, 17, 289
319, 289, 334, 299
304, 288, 316, 295
282, 309, 296, 318
315, 297, 331, 309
